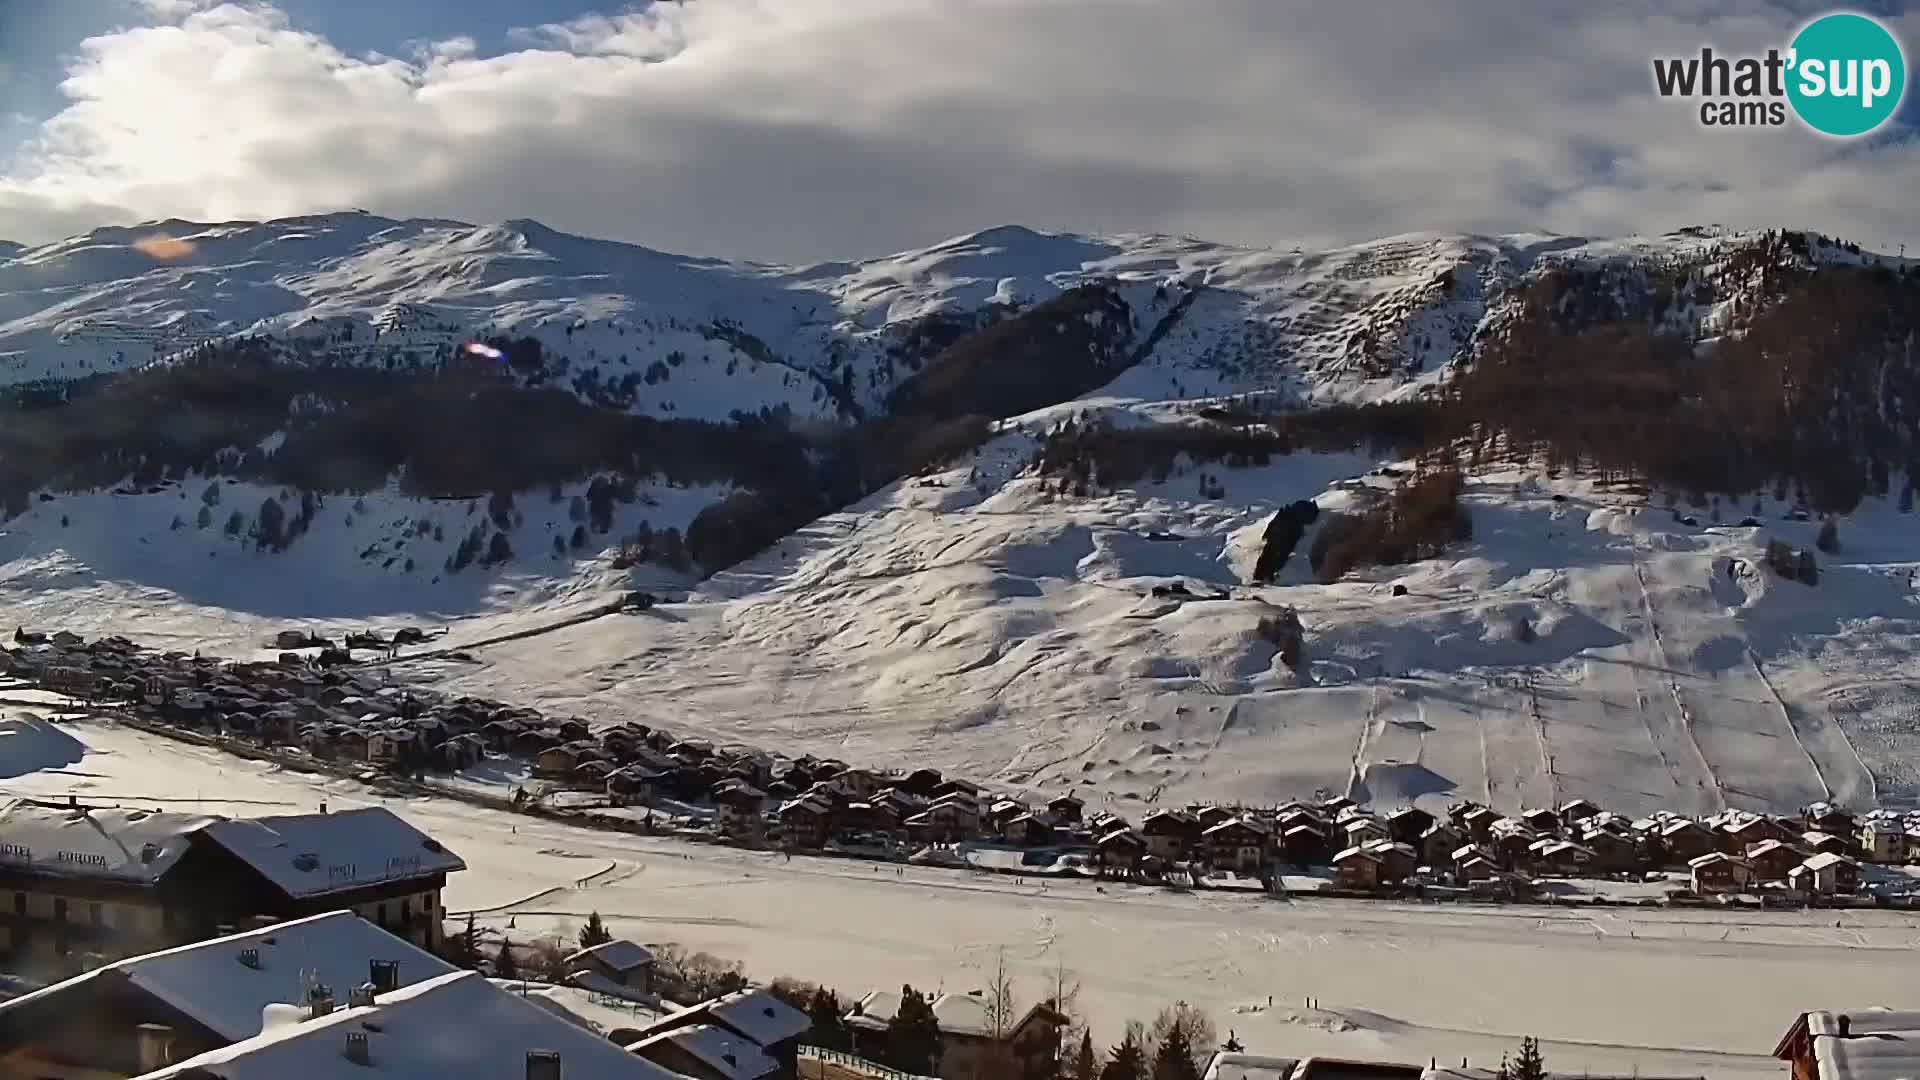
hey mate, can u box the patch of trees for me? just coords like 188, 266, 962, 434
1251, 500, 1320, 582
1308, 469, 1472, 583
1764, 538, 1818, 584
887, 284, 1139, 422
1032, 245, 1920, 524
0, 348, 815, 518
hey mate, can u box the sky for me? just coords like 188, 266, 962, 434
0, 0, 1915, 263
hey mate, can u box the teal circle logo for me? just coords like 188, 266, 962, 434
1786, 13, 1907, 137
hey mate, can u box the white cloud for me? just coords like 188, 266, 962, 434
0, 0, 1915, 260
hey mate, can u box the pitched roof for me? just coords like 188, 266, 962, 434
1206, 1052, 1299, 1080
0, 799, 216, 884
567, 940, 656, 973
630, 1023, 776, 1080
198, 807, 465, 900
136, 970, 686, 1080
696, 988, 810, 1048
0, 912, 455, 1043
1794, 1008, 1920, 1080
1803, 851, 1857, 871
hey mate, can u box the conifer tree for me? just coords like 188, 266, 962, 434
1101, 1032, 1145, 1080
577, 911, 612, 951
1075, 1030, 1098, 1080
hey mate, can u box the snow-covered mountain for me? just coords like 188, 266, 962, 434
4, 213, 1918, 817
0, 212, 1774, 416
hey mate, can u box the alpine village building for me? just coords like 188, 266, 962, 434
0, 799, 464, 981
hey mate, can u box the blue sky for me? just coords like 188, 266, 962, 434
0, 1, 616, 162
0, 1, 1915, 262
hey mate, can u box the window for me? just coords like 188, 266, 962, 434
400, 899, 413, 924
376, 903, 388, 926
89, 903, 104, 927
11, 892, 23, 915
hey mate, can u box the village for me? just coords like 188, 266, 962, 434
3, 626, 1916, 914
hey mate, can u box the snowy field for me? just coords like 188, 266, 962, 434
4, 709, 1917, 1080
4, 441, 1919, 822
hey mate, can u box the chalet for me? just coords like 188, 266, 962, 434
837, 768, 883, 799
1557, 798, 1600, 826
1047, 794, 1085, 824
1688, 852, 1753, 894
1418, 822, 1462, 868
1366, 840, 1418, 883
607, 766, 663, 806
1195, 805, 1235, 830
1203, 818, 1268, 874
1720, 813, 1794, 853
1658, 818, 1717, 863
1489, 821, 1537, 868
1803, 830, 1850, 856
1341, 816, 1390, 849
629, 1023, 778, 1080
129, 969, 685, 1080
1456, 853, 1498, 883
846, 989, 1064, 1080
906, 800, 974, 844
0, 912, 457, 1078
1281, 824, 1330, 867
1386, 807, 1434, 846
1773, 1007, 1920, 1080
1579, 827, 1641, 873
1859, 819, 1904, 863
1790, 852, 1860, 896
1319, 795, 1357, 817
627, 987, 811, 1077
1744, 840, 1805, 882
1331, 846, 1383, 890
436, 734, 485, 771
932, 777, 981, 801
1805, 803, 1857, 838
898, 768, 944, 797
573, 759, 615, 788
565, 939, 656, 995
1002, 813, 1052, 848
713, 781, 766, 838
987, 799, 1029, 833
1095, 829, 1147, 876
1520, 808, 1562, 836
1531, 840, 1596, 876
1460, 805, 1501, 841
1141, 810, 1202, 863
1276, 806, 1326, 834
779, 796, 833, 849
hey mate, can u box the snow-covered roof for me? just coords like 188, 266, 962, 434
1803, 852, 1857, 871
0, 911, 455, 1042
568, 939, 656, 973
0, 799, 216, 883
696, 987, 811, 1047
849, 989, 1001, 1039
630, 1022, 777, 1080
199, 807, 465, 899
1207, 1052, 1299, 1080
1806, 1009, 1920, 1080
138, 970, 686, 1080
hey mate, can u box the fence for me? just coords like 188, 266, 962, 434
799, 1044, 939, 1080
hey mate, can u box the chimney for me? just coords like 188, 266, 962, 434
140, 842, 162, 864
369, 959, 399, 994
343, 1031, 371, 1066
348, 983, 377, 1008
136, 1024, 175, 1073
238, 947, 262, 970
320, 801, 329, 814
308, 983, 336, 1020
526, 1049, 562, 1080
1839, 1015, 1853, 1038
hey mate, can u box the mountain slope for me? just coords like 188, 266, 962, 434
3, 216, 1919, 816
